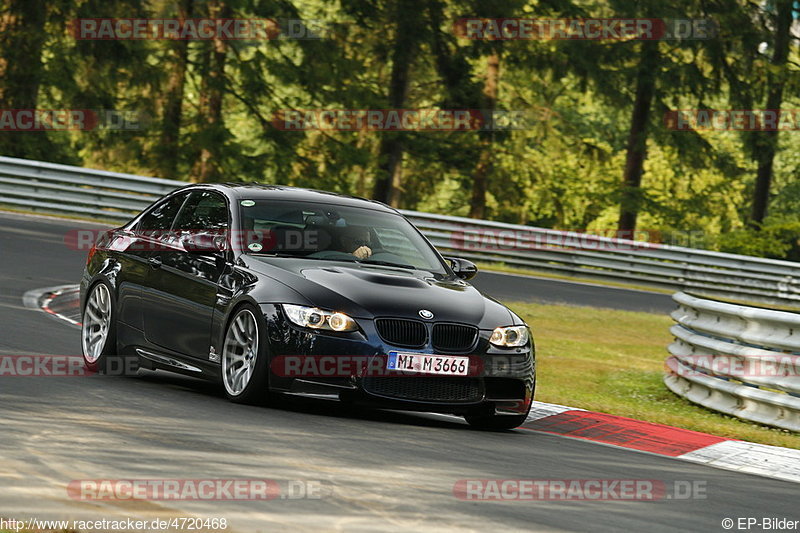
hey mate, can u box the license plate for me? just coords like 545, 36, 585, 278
386, 351, 469, 376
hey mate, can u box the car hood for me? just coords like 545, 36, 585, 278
242, 256, 514, 327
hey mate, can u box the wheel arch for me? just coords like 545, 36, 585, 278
82, 259, 122, 314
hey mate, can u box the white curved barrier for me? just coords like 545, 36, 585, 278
666, 292, 800, 432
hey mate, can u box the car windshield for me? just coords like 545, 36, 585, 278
238, 199, 446, 273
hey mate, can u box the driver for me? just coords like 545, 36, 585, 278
340, 227, 372, 259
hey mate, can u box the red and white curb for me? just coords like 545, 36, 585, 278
22, 285, 800, 483
22, 284, 82, 327
524, 402, 800, 484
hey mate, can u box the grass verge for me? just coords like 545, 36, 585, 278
505, 300, 800, 449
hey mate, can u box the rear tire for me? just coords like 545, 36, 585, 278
220, 305, 270, 405
81, 281, 117, 373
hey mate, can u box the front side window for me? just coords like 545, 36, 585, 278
137, 192, 188, 233
174, 191, 229, 232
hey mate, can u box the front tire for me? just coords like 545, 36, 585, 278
221, 305, 270, 404
81, 281, 117, 373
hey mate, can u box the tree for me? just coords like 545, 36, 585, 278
749, 0, 794, 227
372, 0, 425, 205
0, 0, 50, 159
190, 0, 232, 183
157, 0, 194, 179
561, 0, 738, 233
469, 48, 499, 219
618, 40, 659, 232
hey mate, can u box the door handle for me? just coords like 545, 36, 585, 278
148, 256, 163, 269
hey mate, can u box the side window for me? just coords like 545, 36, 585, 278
137, 193, 188, 234
173, 191, 229, 232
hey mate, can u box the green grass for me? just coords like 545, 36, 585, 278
505, 300, 800, 449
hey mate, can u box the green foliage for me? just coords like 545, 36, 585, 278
0, 0, 798, 259
717, 219, 800, 259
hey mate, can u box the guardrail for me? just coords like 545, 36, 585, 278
404, 211, 800, 305
0, 156, 178, 218
665, 291, 800, 432
3, 155, 800, 304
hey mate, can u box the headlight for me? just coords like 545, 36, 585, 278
282, 304, 358, 332
490, 325, 530, 347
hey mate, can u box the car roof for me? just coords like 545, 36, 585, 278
183, 183, 399, 214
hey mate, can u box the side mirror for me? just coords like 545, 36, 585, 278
181, 232, 227, 255
444, 256, 478, 280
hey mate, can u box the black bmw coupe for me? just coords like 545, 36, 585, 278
80, 184, 535, 429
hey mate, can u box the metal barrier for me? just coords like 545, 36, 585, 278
3, 155, 800, 304
665, 291, 800, 432
0, 156, 178, 219
404, 211, 800, 305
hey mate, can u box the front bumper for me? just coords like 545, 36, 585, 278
260, 304, 535, 416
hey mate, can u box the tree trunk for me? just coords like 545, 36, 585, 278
0, 0, 47, 158
191, 0, 229, 183
158, 0, 193, 178
372, 0, 420, 206
469, 49, 499, 220
618, 40, 659, 233
0, 0, 46, 108
427, 0, 477, 108
749, 0, 792, 227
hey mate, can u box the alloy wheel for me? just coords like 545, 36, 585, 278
82, 283, 111, 363
222, 309, 259, 396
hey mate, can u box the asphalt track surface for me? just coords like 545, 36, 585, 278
0, 211, 796, 532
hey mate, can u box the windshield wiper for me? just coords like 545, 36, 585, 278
253, 253, 415, 270
251, 252, 336, 260
358, 259, 416, 270
252, 253, 359, 263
